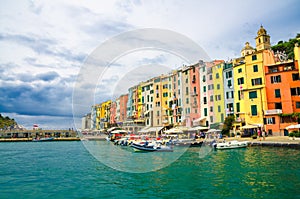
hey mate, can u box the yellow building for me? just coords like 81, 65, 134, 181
234, 26, 275, 129
161, 75, 171, 126
97, 100, 111, 129
137, 85, 143, 119
212, 62, 225, 123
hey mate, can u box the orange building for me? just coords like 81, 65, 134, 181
264, 46, 300, 136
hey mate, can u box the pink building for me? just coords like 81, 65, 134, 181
189, 63, 201, 126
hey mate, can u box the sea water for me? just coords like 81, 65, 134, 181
0, 141, 299, 199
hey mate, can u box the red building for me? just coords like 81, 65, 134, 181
264, 48, 300, 136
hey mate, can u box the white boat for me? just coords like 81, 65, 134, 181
213, 140, 249, 150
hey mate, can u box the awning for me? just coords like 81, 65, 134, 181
193, 117, 206, 123
165, 128, 184, 134
206, 129, 221, 133
110, 130, 128, 134
164, 126, 190, 134
107, 127, 121, 132
240, 124, 258, 129
286, 124, 300, 129
146, 126, 164, 133
190, 126, 209, 131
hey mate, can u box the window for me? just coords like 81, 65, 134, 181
204, 108, 208, 116
221, 113, 224, 122
210, 106, 213, 112
291, 87, 300, 96
157, 119, 160, 125
253, 65, 258, 72
216, 73, 219, 79
186, 78, 188, 83
252, 55, 257, 61
251, 105, 257, 116
238, 77, 244, 85
186, 87, 189, 95
193, 87, 196, 94
275, 89, 281, 98
178, 80, 180, 85
226, 71, 232, 78
296, 102, 300, 108
238, 68, 242, 73
203, 86, 206, 92
192, 75, 196, 83
210, 116, 214, 123
249, 91, 257, 99
275, 103, 282, 109
157, 111, 160, 116
218, 105, 221, 112
204, 97, 207, 104
251, 78, 262, 86
292, 73, 300, 81
202, 75, 206, 82
227, 80, 232, 88
238, 90, 242, 100
236, 103, 240, 112
209, 74, 213, 80
217, 84, 220, 90
210, 95, 214, 102
271, 75, 281, 83
264, 117, 275, 124
186, 98, 189, 104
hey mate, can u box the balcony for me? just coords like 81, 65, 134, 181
264, 109, 282, 115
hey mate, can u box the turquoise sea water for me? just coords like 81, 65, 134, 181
0, 141, 299, 199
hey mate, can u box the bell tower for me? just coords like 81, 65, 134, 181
255, 25, 271, 51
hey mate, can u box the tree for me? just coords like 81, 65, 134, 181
271, 34, 299, 60
222, 115, 235, 136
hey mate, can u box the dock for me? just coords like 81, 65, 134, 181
0, 137, 80, 142
224, 136, 300, 149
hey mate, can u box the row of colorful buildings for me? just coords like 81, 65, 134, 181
82, 26, 300, 136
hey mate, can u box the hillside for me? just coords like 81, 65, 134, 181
271, 33, 300, 59
0, 114, 17, 129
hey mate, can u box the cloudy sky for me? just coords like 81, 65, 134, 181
0, 0, 299, 130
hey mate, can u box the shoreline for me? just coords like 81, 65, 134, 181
0, 137, 81, 142
1, 136, 300, 149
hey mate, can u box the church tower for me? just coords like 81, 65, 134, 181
255, 25, 271, 51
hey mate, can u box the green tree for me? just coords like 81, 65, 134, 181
0, 114, 17, 129
271, 34, 299, 59
222, 115, 235, 136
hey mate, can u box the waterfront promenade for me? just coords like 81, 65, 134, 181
224, 136, 300, 149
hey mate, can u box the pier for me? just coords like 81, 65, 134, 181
0, 129, 79, 141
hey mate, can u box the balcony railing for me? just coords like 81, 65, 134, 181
264, 109, 282, 115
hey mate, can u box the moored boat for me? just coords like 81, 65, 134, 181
32, 137, 54, 142
131, 142, 173, 152
213, 140, 249, 150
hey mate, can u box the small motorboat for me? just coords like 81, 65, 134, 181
131, 142, 173, 152
32, 137, 54, 142
213, 140, 249, 150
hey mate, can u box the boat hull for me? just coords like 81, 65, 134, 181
214, 141, 248, 150
131, 143, 173, 152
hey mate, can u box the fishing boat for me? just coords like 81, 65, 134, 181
32, 137, 54, 142
131, 142, 173, 152
213, 140, 249, 150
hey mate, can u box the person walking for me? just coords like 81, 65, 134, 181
257, 129, 261, 141
262, 130, 266, 140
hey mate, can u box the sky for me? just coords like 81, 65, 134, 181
0, 0, 299, 130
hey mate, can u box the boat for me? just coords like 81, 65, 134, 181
213, 140, 249, 150
131, 142, 173, 152
32, 137, 54, 142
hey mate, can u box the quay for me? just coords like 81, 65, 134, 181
0, 129, 79, 142
0, 137, 80, 142
224, 136, 300, 149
